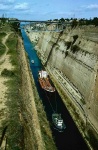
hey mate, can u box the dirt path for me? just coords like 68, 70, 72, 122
0, 32, 13, 149
0, 33, 45, 149
0, 33, 11, 64
0, 33, 13, 106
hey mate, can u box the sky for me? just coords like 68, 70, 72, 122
0, 0, 98, 20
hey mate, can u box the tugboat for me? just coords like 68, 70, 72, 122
52, 113, 66, 132
38, 70, 55, 92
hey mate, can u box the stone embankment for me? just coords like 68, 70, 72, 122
26, 25, 98, 149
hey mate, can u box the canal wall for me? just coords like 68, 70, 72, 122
26, 25, 98, 149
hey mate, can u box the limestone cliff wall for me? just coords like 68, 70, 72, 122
26, 26, 98, 149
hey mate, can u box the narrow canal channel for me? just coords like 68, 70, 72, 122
21, 29, 89, 150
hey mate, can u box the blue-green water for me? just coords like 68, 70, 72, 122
21, 29, 89, 150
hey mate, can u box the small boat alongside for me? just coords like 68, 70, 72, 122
52, 113, 66, 132
38, 70, 55, 92
31, 60, 34, 63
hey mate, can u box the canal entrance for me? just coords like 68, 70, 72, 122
21, 28, 89, 150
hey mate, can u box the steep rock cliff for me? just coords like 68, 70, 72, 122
26, 26, 98, 149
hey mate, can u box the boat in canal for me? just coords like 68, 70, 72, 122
38, 70, 55, 92
31, 59, 34, 63
52, 113, 66, 132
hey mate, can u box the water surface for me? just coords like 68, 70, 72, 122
21, 29, 89, 150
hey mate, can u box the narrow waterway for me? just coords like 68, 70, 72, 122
21, 29, 89, 150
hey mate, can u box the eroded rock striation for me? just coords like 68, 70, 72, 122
26, 25, 98, 149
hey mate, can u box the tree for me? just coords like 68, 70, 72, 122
71, 19, 78, 28
92, 17, 98, 26
59, 18, 65, 23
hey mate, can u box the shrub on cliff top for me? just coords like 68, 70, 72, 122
71, 45, 79, 53
65, 41, 72, 50
72, 35, 78, 44
0, 44, 6, 56
0, 32, 7, 41
1, 68, 15, 77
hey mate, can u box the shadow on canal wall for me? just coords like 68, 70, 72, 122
21, 27, 91, 150
26, 25, 98, 150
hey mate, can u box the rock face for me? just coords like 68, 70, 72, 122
26, 25, 98, 149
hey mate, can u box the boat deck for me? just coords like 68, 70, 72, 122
39, 77, 55, 92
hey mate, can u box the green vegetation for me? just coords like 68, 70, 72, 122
0, 24, 12, 32
79, 17, 98, 26
52, 17, 98, 28
0, 22, 23, 149
6, 33, 18, 66
0, 32, 7, 40
65, 41, 71, 50
5, 34, 23, 149
1, 68, 15, 77
10, 21, 20, 33
72, 35, 78, 44
71, 45, 79, 53
0, 21, 56, 149
0, 44, 6, 56
71, 17, 98, 27
5, 74, 23, 150
0, 32, 6, 57
0, 52, 23, 149
71, 19, 78, 28
0, 17, 7, 24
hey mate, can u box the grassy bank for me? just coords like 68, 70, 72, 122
0, 23, 57, 150
1, 30, 23, 149
0, 32, 6, 56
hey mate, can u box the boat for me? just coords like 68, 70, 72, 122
31, 60, 34, 63
52, 113, 66, 132
38, 70, 55, 92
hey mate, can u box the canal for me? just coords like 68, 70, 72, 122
21, 28, 89, 150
